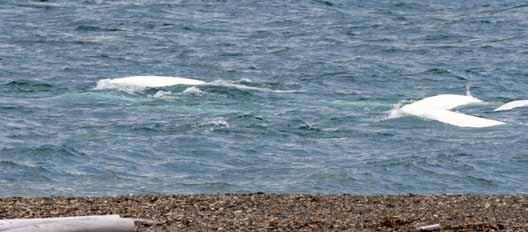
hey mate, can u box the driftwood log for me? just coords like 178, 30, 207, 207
0, 215, 136, 232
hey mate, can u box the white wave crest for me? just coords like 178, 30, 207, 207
386, 101, 405, 119
197, 118, 230, 132
151, 90, 175, 99
207, 118, 229, 128
207, 80, 295, 93
182, 86, 205, 95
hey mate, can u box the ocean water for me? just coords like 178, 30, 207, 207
1, 0, 528, 196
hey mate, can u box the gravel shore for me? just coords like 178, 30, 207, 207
1, 194, 527, 231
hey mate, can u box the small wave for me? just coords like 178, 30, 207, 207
150, 87, 205, 98
1, 144, 87, 160
385, 101, 406, 119
151, 90, 175, 99
75, 25, 125, 32
312, 0, 335, 7
0, 160, 52, 181
206, 80, 295, 93
0, 160, 30, 168
2, 80, 56, 93
425, 68, 451, 75
78, 35, 118, 44
207, 80, 273, 92
238, 78, 253, 83
206, 118, 230, 128
15, 2, 62, 10
179, 181, 244, 192
236, 114, 265, 121
195, 118, 230, 132
182, 86, 205, 95
47, 91, 144, 106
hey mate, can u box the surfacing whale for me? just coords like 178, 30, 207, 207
400, 94, 482, 111
95, 76, 205, 91
399, 94, 505, 128
494, 100, 528, 111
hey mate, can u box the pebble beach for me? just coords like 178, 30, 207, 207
1, 194, 527, 231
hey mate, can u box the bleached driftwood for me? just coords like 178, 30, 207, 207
418, 223, 441, 231
0, 215, 136, 232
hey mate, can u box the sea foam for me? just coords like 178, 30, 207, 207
182, 86, 205, 95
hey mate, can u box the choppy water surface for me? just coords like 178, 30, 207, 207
1, 0, 528, 196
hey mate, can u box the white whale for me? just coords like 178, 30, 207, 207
95, 75, 205, 91
399, 94, 505, 128
400, 94, 482, 111
494, 100, 528, 111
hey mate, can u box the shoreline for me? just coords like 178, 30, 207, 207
1, 194, 527, 231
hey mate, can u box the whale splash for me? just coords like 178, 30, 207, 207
397, 94, 506, 128
95, 76, 205, 91
494, 100, 528, 112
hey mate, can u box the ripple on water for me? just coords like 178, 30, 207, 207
0, 160, 52, 182
0, 80, 62, 95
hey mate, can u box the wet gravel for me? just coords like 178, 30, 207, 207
1, 194, 528, 231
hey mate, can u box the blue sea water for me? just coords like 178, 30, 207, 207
1, 0, 528, 196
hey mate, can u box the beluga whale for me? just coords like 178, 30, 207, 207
396, 94, 506, 128
95, 75, 206, 91
494, 100, 528, 111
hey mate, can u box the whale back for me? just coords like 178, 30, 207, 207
412, 109, 505, 128
400, 94, 482, 112
494, 100, 528, 111
95, 76, 205, 90
399, 94, 504, 128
